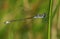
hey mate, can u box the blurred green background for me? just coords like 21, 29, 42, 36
0, 0, 60, 39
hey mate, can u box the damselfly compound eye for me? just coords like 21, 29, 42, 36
4, 21, 11, 24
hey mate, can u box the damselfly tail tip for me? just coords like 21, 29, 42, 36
4, 21, 11, 24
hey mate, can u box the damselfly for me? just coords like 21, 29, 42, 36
4, 13, 46, 24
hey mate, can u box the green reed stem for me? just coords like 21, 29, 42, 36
48, 0, 53, 39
